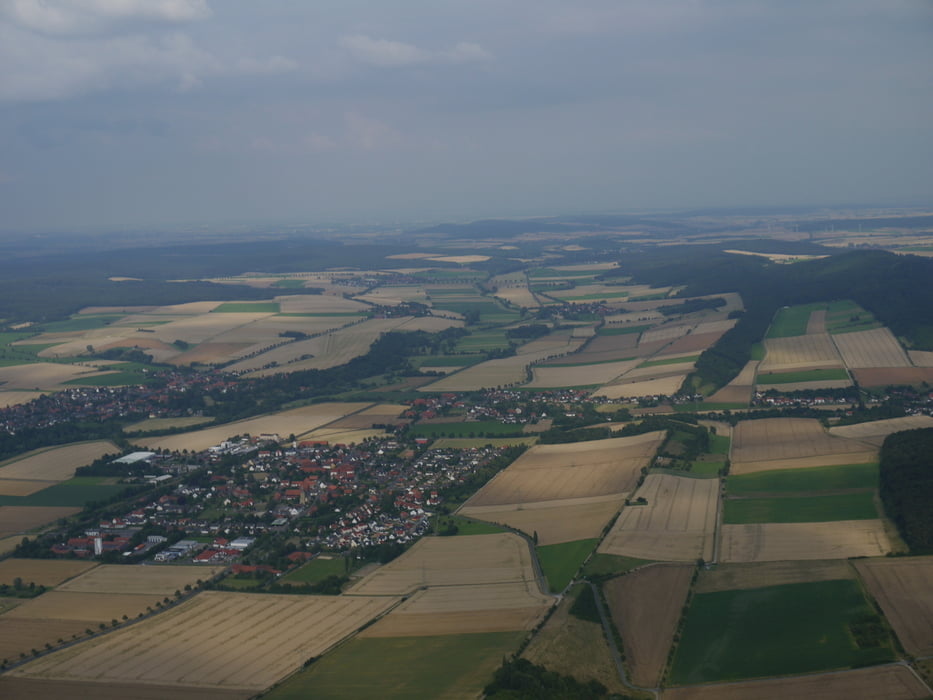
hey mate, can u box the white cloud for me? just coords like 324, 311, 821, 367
340, 33, 492, 68
0, 0, 211, 35
344, 111, 401, 151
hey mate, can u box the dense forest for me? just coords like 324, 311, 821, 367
879, 428, 933, 554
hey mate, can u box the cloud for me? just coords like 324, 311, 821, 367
340, 33, 492, 68
344, 111, 401, 151
236, 55, 299, 76
0, 0, 211, 35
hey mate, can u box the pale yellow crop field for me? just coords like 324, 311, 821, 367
833, 327, 912, 368
139, 402, 370, 452
460, 494, 624, 545
276, 294, 371, 314
4, 591, 167, 622
908, 350, 933, 367
592, 375, 688, 399
0, 391, 45, 408
57, 565, 223, 595
464, 432, 664, 506
0, 506, 81, 538
760, 333, 843, 370
0, 441, 118, 483
720, 520, 891, 562
0, 363, 116, 391
347, 533, 538, 596
0, 480, 52, 497
598, 474, 719, 562
854, 556, 933, 656
12, 591, 396, 691
730, 418, 876, 474
527, 359, 639, 388
0, 559, 96, 587
639, 324, 693, 345
828, 415, 933, 445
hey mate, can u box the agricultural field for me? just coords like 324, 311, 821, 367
0, 477, 129, 508
723, 491, 878, 524
123, 415, 214, 433
766, 303, 825, 338
726, 462, 879, 495
536, 538, 598, 591
522, 584, 629, 695
661, 664, 931, 700
0, 506, 81, 539
265, 631, 526, 700
598, 474, 719, 562
854, 556, 933, 656
706, 360, 757, 404
0, 391, 45, 408
852, 367, 933, 387
57, 565, 222, 595
668, 579, 896, 685
420, 330, 585, 391
0, 362, 120, 392
347, 533, 540, 596
832, 327, 911, 368
0, 678, 254, 700
604, 564, 693, 687
694, 560, 854, 594
730, 418, 877, 474
759, 333, 843, 370
3, 591, 168, 623
720, 520, 891, 562
0, 442, 117, 484
0, 559, 96, 588
544, 332, 640, 365
829, 415, 933, 444
460, 494, 623, 545
11, 591, 397, 691
593, 374, 689, 399
323, 403, 407, 429
139, 402, 370, 452
463, 432, 663, 507
526, 358, 639, 388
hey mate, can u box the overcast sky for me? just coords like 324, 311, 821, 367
1, 0, 931, 232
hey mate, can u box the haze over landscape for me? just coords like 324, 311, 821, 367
1, 2, 933, 700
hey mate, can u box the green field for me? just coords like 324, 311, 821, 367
536, 538, 599, 592
727, 463, 879, 495
265, 632, 525, 699
757, 368, 850, 384
639, 355, 700, 368
213, 302, 280, 313
453, 330, 511, 353
709, 433, 731, 454
766, 304, 824, 339
272, 279, 306, 288
690, 459, 726, 476
410, 421, 524, 438
722, 491, 877, 524
279, 556, 348, 585
0, 477, 128, 507
597, 325, 651, 336
825, 301, 882, 334
669, 579, 896, 684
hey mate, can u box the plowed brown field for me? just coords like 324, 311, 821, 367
464, 433, 663, 506
660, 664, 930, 700
605, 564, 693, 687
720, 520, 891, 562
852, 367, 933, 387
854, 556, 933, 656
598, 474, 719, 562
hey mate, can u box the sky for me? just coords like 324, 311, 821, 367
0, 0, 931, 232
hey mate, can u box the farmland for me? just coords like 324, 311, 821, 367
56, 565, 222, 595
604, 564, 693, 687
598, 474, 719, 562
829, 415, 933, 444
668, 579, 896, 684
0, 678, 254, 700
854, 556, 933, 656
723, 491, 878, 523
720, 520, 891, 561
759, 333, 843, 370
11, 592, 397, 691
0, 559, 96, 588
0, 506, 81, 539
694, 560, 854, 594
726, 462, 878, 494
832, 327, 912, 368
462, 432, 663, 506
536, 538, 598, 591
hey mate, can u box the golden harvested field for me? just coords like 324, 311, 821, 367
832, 327, 911, 368
359, 582, 551, 637
275, 294, 371, 314
0, 363, 115, 391
5, 592, 166, 622
640, 323, 693, 345
0, 559, 96, 587
522, 586, 629, 695
620, 361, 697, 381
598, 474, 719, 562
852, 367, 933, 387
422, 331, 585, 392
0, 536, 23, 555
460, 494, 624, 545
854, 556, 933, 656
908, 350, 933, 367
660, 664, 931, 700
139, 402, 369, 452
592, 375, 688, 399
57, 565, 223, 595
299, 427, 387, 445
526, 359, 639, 388
348, 534, 539, 596
149, 312, 274, 345
829, 415, 933, 445
760, 333, 843, 370
694, 560, 853, 594
0, 480, 51, 497
325, 403, 406, 429
0, 678, 254, 700
0, 619, 93, 661
720, 520, 891, 562
0, 506, 81, 538
661, 330, 729, 355
168, 342, 252, 365
0, 391, 45, 408
11, 591, 396, 691
730, 418, 876, 474
0, 441, 118, 483
464, 433, 663, 507
604, 564, 693, 687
